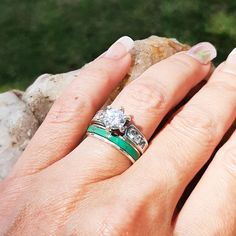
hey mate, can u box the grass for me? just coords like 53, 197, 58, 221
1, 0, 236, 91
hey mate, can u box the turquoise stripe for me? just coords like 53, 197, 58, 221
87, 125, 139, 161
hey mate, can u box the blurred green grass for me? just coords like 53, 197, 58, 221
1, 0, 236, 92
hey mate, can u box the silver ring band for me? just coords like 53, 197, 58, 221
92, 120, 148, 154
87, 130, 138, 163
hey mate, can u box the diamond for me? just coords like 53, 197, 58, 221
94, 110, 104, 121
134, 135, 142, 144
139, 140, 146, 149
127, 127, 138, 139
127, 126, 145, 148
102, 107, 127, 130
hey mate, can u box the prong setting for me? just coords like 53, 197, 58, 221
92, 106, 148, 156
119, 126, 126, 133
124, 115, 131, 122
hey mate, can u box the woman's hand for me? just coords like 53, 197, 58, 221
0, 36, 236, 236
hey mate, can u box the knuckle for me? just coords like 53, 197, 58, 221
98, 218, 127, 236
98, 194, 144, 234
208, 80, 236, 95
102, 182, 168, 232
167, 55, 198, 76
96, 201, 134, 235
171, 105, 218, 147
125, 82, 167, 114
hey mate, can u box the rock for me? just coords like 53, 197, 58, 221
105, 36, 190, 104
23, 70, 78, 124
0, 36, 190, 179
0, 91, 38, 180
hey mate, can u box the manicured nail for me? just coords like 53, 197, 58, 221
104, 36, 134, 59
226, 48, 236, 63
187, 42, 217, 64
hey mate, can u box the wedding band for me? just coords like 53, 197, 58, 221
87, 124, 140, 162
87, 106, 148, 162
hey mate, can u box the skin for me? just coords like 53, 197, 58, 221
0, 40, 236, 236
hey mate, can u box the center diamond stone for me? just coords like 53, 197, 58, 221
102, 107, 127, 130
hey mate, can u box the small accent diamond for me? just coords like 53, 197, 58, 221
94, 110, 104, 121
127, 126, 145, 147
139, 139, 146, 149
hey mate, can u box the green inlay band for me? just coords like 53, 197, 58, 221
87, 125, 140, 161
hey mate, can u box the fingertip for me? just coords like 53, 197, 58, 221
186, 42, 217, 65
96, 36, 134, 60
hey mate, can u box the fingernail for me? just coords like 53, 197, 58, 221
186, 42, 217, 64
226, 48, 236, 63
104, 36, 134, 59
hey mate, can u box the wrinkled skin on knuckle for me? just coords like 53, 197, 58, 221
170, 105, 218, 148
167, 57, 196, 77
64, 181, 167, 236
98, 190, 170, 235
95, 200, 151, 235
126, 82, 167, 115
209, 79, 236, 95
64, 193, 127, 235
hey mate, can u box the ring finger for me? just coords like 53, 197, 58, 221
56, 42, 216, 181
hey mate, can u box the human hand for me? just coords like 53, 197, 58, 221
0, 36, 236, 235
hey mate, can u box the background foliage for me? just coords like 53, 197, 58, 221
1, 0, 236, 91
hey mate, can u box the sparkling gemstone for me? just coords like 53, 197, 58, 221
94, 110, 104, 121
134, 135, 142, 144
127, 126, 145, 148
127, 127, 138, 139
139, 140, 146, 149
102, 107, 127, 130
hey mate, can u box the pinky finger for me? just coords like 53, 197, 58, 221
175, 123, 236, 236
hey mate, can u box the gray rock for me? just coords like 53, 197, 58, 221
0, 91, 38, 180
23, 70, 78, 124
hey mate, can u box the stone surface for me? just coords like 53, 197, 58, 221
0, 91, 38, 180
105, 36, 190, 105
23, 70, 78, 123
0, 36, 190, 180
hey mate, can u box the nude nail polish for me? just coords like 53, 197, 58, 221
187, 42, 217, 64
104, 36, 134, 59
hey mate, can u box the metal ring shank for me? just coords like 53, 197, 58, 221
87, 125, 140, 162
91, 120, 148, 154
